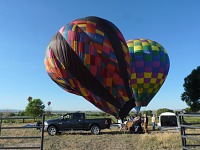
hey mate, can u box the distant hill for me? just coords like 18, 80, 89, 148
0, 109, 22, 113
0, 109, 102, 113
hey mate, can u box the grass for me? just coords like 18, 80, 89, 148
1, 114, 200, 150
0, 123, 184, 150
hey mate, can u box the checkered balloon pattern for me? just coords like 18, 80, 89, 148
44, 16, 170, 118
127, 39, 170, 107
44, 16, 134, 118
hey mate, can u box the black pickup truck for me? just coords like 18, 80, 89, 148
44, 112, 111, 135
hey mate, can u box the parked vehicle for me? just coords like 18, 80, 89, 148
44, 112, 111, 135
157, 112, 179, 131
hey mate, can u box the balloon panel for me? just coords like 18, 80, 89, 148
45, 16, 135, 118
127, 39, 170, 106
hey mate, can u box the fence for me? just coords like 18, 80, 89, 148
178, 113, 200, 150
0, 114, 45, 149
0, 116, 39, 124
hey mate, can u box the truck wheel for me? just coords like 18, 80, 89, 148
91, 125, 100, 135
48, 126, 57, 136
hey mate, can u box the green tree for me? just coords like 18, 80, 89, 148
99, 112, 106, 117
142, 110, 152, 116
25, 99, 45, 117
156, 108, 174, 116
181, 66, 200, 112
18, 111, 25, 116
9, 113, 15, 116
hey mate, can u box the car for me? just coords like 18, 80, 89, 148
44, 112, 111, 135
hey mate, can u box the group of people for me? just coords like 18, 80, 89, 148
117, 113, 157, 133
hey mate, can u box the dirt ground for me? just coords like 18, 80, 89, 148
0, 126, 183, 150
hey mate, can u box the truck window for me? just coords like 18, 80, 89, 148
73, 113, 84, 119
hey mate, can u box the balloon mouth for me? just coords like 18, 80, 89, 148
135, 101, 150, 107
118, 98, 135, 119
134, 106, 141, 114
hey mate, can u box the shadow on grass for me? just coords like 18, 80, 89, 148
57, 130, 146, 136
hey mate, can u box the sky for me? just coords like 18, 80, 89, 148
0, 0, 199, 112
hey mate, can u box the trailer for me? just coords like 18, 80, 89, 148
157, 112, 179, 131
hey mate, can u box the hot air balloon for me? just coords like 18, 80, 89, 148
127, 38, 170, 112
27, 96, 32, 102
44, 16, 135, 119
47, 101, 51, 106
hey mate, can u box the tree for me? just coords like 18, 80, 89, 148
0, 112, 3, 117
181, 66, 200, 112
25, 99, 45, 117
156, 108, 174, 116
9, 113, 16, 116
18, 111, 25, 116
142, 110, 153, 116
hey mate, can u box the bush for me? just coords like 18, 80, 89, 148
156, 108, 174, 116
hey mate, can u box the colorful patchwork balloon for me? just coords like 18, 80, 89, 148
44, 16, 135, 118
127, 38, 170, 111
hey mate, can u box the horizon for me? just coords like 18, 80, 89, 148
0, 108, 184, 113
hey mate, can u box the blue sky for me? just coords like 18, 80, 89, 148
0, 0, 199, 112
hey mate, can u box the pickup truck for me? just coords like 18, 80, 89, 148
44, 112, 111, 135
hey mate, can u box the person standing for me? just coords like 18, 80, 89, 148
152, 114, 156, 131
118, 117, 123, 131
143, 113, 148, 133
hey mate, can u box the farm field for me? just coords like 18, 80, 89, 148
0, 124, 183, 150
42, 130, 182, 150
1, 114, 200, 149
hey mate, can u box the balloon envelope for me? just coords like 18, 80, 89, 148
44, 16, 135, 118
27, 96, 32, 102
47, 101, 51, 106
127, 38, 170, 108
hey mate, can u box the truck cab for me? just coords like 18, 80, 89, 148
59, 113, 85, 130
44, 112, 111, 135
